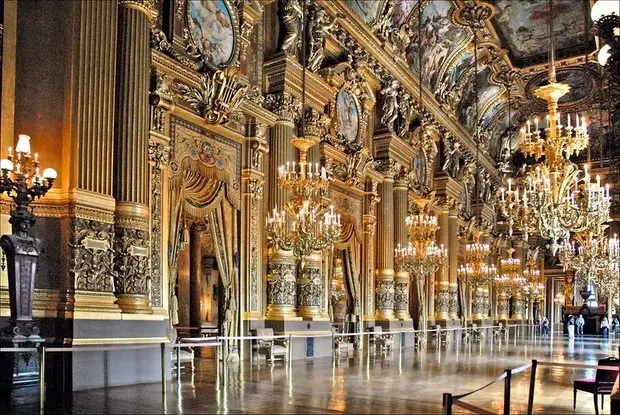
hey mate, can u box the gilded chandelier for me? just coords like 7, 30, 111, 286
457, 232, 496, 289
394, 199, 447, 277
522, 254, 544, 300
494, 248, 523, 296
497, 3, 611, 256
560, 230, 620, 290
266, 139, 341, 259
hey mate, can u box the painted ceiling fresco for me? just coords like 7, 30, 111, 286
406, 0, 470, 89
457, 67, 504, 131
527, 67, 598, 107
490, 0, 595, 67
392, 0, 418, 28
345, 0, 387, 25
436, 49, 475, 93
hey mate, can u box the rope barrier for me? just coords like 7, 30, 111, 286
0, 347, 39, 353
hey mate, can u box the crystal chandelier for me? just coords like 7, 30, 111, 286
457, 233, 497, 289
494, 248, 523, 296
265, 2, 341, 261
394, 200, 447, 277
560, 230, 620, 289
497, 2, 612, 255
522, 254, 544, 300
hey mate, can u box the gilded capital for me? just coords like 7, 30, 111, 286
264, 93, 302, 126
118, 0, 157, 19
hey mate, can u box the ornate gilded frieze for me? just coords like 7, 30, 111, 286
264, 92, 302, 125
472, 291, 488, 317
248, 177, 263, 311
448, 289, 459, 316
113, 227, 150, 296
266, 259, 296, 309
297, 265, 323, 308
330, 147, 373, 188
176, 67, 250, 125
148, 141, 169, 308
394, 281, 409, 313
70, 219, 115, 293
375, 279, 394, 312
497, 293, 510, 317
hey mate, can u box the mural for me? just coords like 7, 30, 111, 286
437, 49, 475, 92
336, 89, 360, 145
481, 99, 507, 130
457, 67, 503, 130
492, 0, 593, 67
527, 67, 597, 106
407, 0, 470, 89
572, 108, 612, 163
188, 0, 235, 68
345, 0, 387, 24
392, 0, 418, 28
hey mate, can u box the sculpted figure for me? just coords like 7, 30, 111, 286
398, 93, 416, 139
306, 6, 341, 72
281, 0, 304, 55
460, 162, 476, 218
381, 79, 400, 132
442, 139, 462, 179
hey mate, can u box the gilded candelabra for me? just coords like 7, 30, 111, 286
0, 134, 57, 337
494, 248, 523, 296
266, 135, 341, 262
457, 230, 496, 289
394, 199, 447, 277
560, 230, 619, 291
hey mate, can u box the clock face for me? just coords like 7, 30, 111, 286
336, 89, 360, 146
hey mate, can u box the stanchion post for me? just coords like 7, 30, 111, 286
39, 346, 46, 414
331, 332, 335, 361
527, 359, 538, 415
442, 392, 453, 415
287, 334, 292, 368
504, 368, 512, 415
160, 342, 167, 402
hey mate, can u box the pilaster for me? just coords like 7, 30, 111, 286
375, 171, 395, 321
393, 173, 410, 320
113, 0, 155, 314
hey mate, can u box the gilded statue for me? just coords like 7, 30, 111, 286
374, 1, 394, 41
306, 6, 342, 72
281, 0, 304, 55
397, 92, 416, 139
442, 139, 462, 179
381, 79, 400, 133
478, 170, 491, 203
460, 162, 476, 218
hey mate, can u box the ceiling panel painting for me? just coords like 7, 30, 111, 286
482, 99, 507, 130
457, 67, 503, 130
490, 0, 595, 68
345, 0, 388, 25
407, 0, 471, 89
526, 66, 598, 108
436, 49, 475, 93
392, 0, 418, 28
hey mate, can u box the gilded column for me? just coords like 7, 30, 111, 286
67, 1, 119, 311
113, 0, 155, 314
435, 209, 450, 320
297, 251, 324, 319
189, 225, 203, 328
511, 238, 525, 320
374, 161, 397, 321
448, 213, 460, 320
393, 172, 410, 320
264, 93, 300, 320
498, 293, 510, 320
362, 182, 379, 321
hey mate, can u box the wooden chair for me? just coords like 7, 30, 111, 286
254, 328, 288, 365
573, 357, 620, 415
370, 326, 393, 352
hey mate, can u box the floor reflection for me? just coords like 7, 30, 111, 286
5, 331, 620, 414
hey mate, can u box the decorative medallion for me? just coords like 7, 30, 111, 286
336, 88, 360, 148
187, 0, 239, 69
526, 67, 599, 109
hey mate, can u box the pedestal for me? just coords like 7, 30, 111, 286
0, 334, 42, 399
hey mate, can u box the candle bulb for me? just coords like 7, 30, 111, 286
34, 152, 39, 163
567, 113, 571, 128
534, 117, 539, 131
7, 147, 12, 157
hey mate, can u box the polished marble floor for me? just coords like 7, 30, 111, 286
5, 329, 620, 414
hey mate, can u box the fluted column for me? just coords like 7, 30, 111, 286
375, 176, 395, 321
435, 210, 450, 320
113, 0, 154, 313
393, 176, 410, 320
448, 213, 459, 320
67, 1, 118, 308
264, 94, 300, 320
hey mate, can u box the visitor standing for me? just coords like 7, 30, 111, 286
612, 316, 620, 336
576, 314, 585, 335
541, 316, 549, 337
567, 315, 575, 338
600, 317, 610, 336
